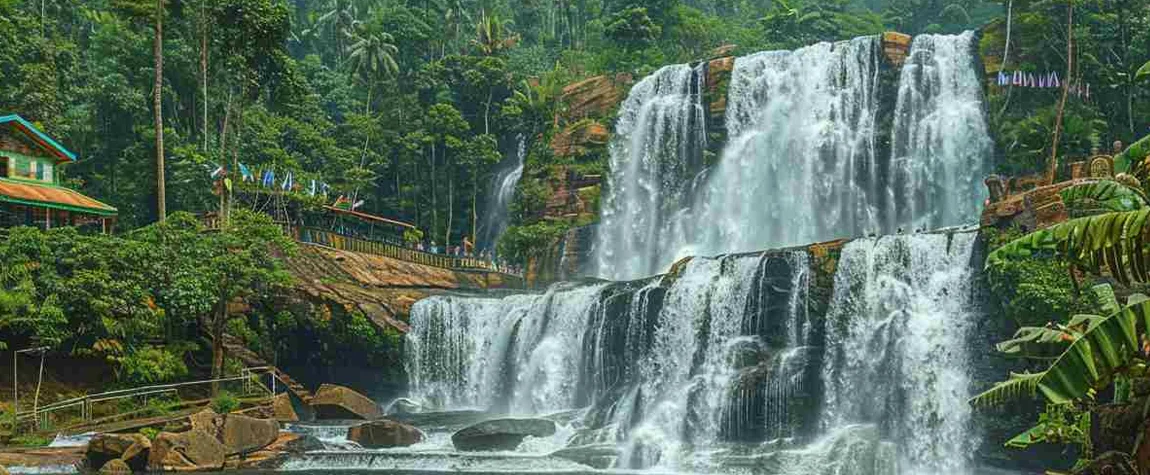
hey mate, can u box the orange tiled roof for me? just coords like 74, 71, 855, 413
0, 178, 117, 216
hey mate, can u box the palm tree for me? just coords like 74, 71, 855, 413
304, 0, 362, 63
154, 0, 166, 221
345, 29, 399, 115
471, 10, 519, 56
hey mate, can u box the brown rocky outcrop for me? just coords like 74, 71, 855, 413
550, 120, 609, 158
0, 447, 85, 470
223, 432, 325, 471
706, 56, 734, 123
189, 409, 223, 439
882, 32, 912, 67
121, 438, 151, 472
0, 464, 8, 475
272, 393, 299, 423
221, 414, 280, 456
98, 459, 132, 475
87, 433, 149, 470
560, 74, 631, 120
147, 430, 227, 472
347, 419, 424, 448
311, 384, 382, 420
286, 245, 523, 335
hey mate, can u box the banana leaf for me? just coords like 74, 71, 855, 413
972, 298, 1150, 407
996, 326, 1075, 354
1060, 181, 1147, 214
1122, 134, 1150, 175
1035, 299, 1150, 404
1004, 422, 1050, 449
986, 209, 1150, 286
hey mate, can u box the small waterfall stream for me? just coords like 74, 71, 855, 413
478, 135, 528, 251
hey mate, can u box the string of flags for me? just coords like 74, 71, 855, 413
996, 70, 1091, 99
210, 163, 333, 198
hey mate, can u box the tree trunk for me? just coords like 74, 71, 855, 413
430, 143, 438, 241
445, 169, 453, 247
471, 172, 477, 248
484, 90, 492, 135
1047, 0, 1073, 185
154, 0, 166, 222
210, 298, 227, 396
200, 0, 209, 152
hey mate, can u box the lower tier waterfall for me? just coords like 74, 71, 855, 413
405, 231, 984, 474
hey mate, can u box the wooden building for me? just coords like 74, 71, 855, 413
0, 114, 117, 231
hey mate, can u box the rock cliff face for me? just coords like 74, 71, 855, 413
285, 245, 523, 333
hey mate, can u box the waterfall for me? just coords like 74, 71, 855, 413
820, 232, 980, 474
407, 250, 814, 471
478, 134, 528, 250
889, 32, 992, 231
406, 231, 983, 474
594, 33, 991, 281
405, 283, 606, 413
594, 64, 707, 281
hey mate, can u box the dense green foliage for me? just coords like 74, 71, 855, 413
983, 0, 1150, 177
0, 210, 293, 385
0, 0, 1000, 252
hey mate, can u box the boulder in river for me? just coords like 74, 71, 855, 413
451, 418, 556, 451
272, 393, 299, 422
86, 433, 148, 470
311, 384, 382, 420
550, 444, 619, 469
220, 414, 280, 455
347, 419, 424, 448
147, 429, 227, 472
120, 436, 151, 472
97, 459, 131, 475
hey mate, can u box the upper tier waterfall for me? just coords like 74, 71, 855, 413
594, 32, 990, 280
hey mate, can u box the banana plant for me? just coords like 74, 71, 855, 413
985, 209, 1150, 286
970, 290, 1150, 407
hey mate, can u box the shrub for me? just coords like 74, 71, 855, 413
211, 391, 240, 414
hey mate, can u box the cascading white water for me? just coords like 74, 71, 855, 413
478, 135, 528, 250
888, 32, 992, 231
594, 64, 707, 281
398, 31, 995, 475
679, 37, 883, 265
405, 283, 606, 413
820, 231, 980, 474
594, 33, 992, 281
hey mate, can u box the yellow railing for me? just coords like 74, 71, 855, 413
298, 227, 518, 276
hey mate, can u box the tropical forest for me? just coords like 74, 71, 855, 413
1, 0, 1150, 474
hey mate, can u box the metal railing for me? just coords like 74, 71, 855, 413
298, 227, 522, 276
13, 368, 277, 432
